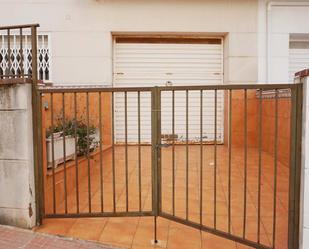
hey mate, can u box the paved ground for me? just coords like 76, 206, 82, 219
39, 145, 290, 249
0, 224, 121, 249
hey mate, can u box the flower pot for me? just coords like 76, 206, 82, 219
46, 135, 75, 169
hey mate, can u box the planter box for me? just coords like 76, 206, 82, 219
46, 135, 75, 169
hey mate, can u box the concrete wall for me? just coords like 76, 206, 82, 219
0, 84, 36, 228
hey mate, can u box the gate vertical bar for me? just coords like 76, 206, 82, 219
257, 89, 262, 243
86, 92, 91, 213
200, 90, 203, 226
172, 90, 175, 216
138, 91, 142, 212
243, 89, 248, 239
74, 93, 79, 214
272, 89, 278, 248
62, 93, 68, 214
124, 91, 129, 212
228, 89, 232, 233
288, 83, 303, 249
186, 90, 189, 221
214, 89, 217, 229
99, 92, 104, 213
151, 87, 160, 243
112, 92, 116, 212
50, 93, 56, 214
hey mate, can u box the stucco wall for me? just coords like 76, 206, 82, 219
0, 84, 36, 228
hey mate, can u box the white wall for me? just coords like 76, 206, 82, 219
266, 2, 309, 83
0, 0, 259, 85
300, 74, 309, 249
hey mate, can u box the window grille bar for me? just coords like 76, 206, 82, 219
7, 29, 11, 77
19, 28, 24, 78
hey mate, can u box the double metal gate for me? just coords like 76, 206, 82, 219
37, 83, 302, 249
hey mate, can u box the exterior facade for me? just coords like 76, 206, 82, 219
0, 0, 308, 86
1, 1, 309, 249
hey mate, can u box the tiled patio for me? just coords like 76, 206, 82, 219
37, 145, 289, 249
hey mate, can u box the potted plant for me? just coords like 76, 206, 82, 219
46, 118, 98, 169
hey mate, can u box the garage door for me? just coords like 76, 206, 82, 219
289, 40, 309, 82
113, 37, 224, 143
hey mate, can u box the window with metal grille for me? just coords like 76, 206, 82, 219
0, 34, 51, 81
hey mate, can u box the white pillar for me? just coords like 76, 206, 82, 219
296, 69, 309, 249
0, 83, 36, 228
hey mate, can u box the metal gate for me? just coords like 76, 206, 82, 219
37, 83, 302, 249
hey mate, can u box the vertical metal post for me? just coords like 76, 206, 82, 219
214, 89, 217, 229
112, 92, 116, 212
272, 89, 278, 247
86, 92, 91, 213
50, 93, 56, 214
228, 89, 232, 233
151, 87, 160, 243
138, 91, 142, 212
243, 89, 248, 239
99, 92, 104, 213
288, 84, 303, 249
30, 25, 43, 224
74, 93, 79, 214
62, 93, 68, 214
257, 89, 262, 243
172, 90, 175, 216
186, 90, 189, 221
124, 91, 129, 212
200, 90, 203, 226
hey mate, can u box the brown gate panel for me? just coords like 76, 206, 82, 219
156, 85, 302, 249
40, 87, 154, 218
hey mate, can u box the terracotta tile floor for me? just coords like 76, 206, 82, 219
37, 145, 289, 249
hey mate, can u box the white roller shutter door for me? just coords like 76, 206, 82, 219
113, 39, 224, 143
